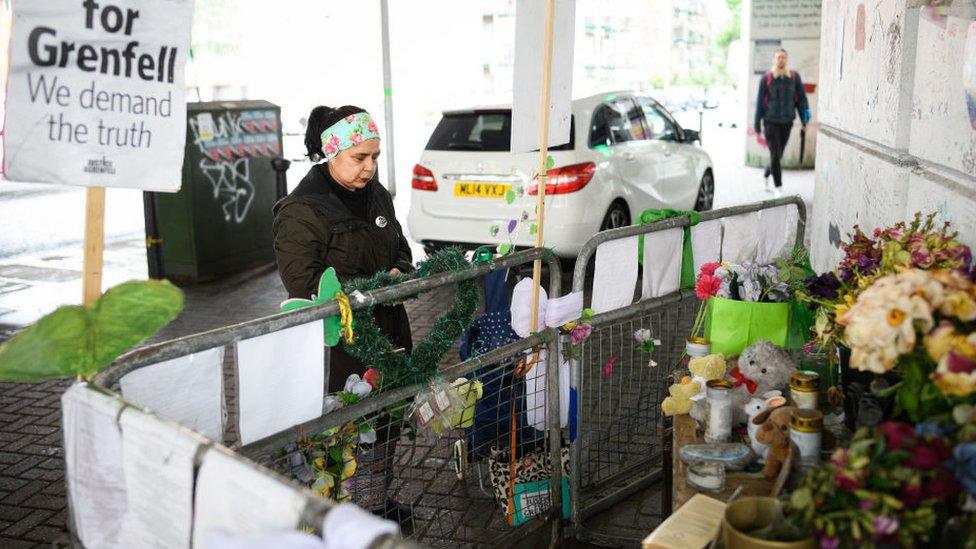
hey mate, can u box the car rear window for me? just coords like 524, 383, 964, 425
425, 111, 574, 151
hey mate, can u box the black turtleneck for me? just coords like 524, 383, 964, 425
321, 164, 368, 220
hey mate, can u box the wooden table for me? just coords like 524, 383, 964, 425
671, 414, 774, 512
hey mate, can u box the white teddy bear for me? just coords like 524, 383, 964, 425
730, 340, 797, 425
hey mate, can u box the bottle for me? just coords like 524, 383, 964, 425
790, 371, 820, 410
704, 379, 733, 443
789, 408, 823, 468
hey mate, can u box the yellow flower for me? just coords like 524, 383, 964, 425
886, 308, 906, 326
931, 352, 976, 398
560, 320, 578, 333
944, 291, 976, 321
924, 322, 957, 362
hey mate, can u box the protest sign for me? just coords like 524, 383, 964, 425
3, 0, 193, 192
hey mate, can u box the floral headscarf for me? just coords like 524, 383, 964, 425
320, 112, 380, 161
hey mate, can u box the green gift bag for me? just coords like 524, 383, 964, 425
704, 297, 790, 356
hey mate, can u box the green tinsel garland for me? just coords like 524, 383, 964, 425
342, 248, 480, 390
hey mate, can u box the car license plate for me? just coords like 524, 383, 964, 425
454, 182, 510, 198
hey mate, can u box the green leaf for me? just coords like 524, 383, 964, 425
546, 155, 554, 170
497, 243, 512, 255
505, 190, 516, 204
0, 280, 183, 381
0, 306, 90, 381
529, 223, 538, 235
87, 280, 184, 378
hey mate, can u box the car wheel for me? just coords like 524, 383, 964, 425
694, 171, 714, 211
600, 202, 630, 231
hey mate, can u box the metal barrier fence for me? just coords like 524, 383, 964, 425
566, 196, 807, 545
88, 248, 566, 548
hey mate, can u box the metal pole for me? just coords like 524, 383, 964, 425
380, 0, 396, 196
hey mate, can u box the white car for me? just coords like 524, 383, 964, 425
407, 91, 715, 258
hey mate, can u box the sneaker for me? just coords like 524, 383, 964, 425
773, 188, 783, 198
765, 177, 773, 194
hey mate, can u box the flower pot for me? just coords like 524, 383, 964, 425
723, 497, 815, 549
686, 337, 711, 358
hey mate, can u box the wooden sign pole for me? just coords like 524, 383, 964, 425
529, 0, 556, 335
82, 186, 106, 307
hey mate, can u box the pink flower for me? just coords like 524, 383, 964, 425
350, 132, 364, 144
819, 535, 839, 549
363, 368, 381, 389
695, 274, 721, 300
603, 355, 618, 378
829, 448, 849, 467
324, 142, 338, 155
872, 516, 899, 541
873, 228, 882, 238
345, 114, 356, 123
900, 480, 923, 509
367, 120, 379, 133
833, 471, 862, 491
881, 421, 916, 450
571, 323, 592, 344
911, 247, 934, 268
328, 134, 340, 147
699, 261, 721, 277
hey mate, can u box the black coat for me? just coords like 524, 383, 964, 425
272, 165, 413, 391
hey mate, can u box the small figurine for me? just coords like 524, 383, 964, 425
686, 354, 728, 423
753, 405, 797, 479
730, 340, 798, 425
744, 392, 787, 463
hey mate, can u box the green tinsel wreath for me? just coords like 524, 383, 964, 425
342, 248, 480, 390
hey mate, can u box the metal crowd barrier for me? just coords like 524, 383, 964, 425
565, 196, 807, 545
86, 248, 566, 548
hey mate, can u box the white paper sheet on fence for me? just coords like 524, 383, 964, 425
118, 408, 203, 548
592, 236, 639, 314
511, 0, 576, 152
322, 503, 399, 549
204, 530, 324, 549
193, 449, 308, 547
524, 349, 570, 430
62, 384, 128, 549
120, 347, 225, 441
691, 219, 723, 273
641, 228, 684, 299
757, 205, 795, 263
511, 278, 549, 337
545, 290, 583, 328
722, 212, 760, 265
236, 321, 324, 445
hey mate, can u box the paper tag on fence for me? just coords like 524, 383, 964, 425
415, 401, 436, 427
433, 389, 452, 414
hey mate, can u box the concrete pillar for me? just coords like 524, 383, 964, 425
742, 0, 823, 169
811, 1, 976, 273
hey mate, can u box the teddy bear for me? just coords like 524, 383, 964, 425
730, 340, 797, 425
753, 405, 796, 479
687, 354, 729, 423
662, 376, 701, 416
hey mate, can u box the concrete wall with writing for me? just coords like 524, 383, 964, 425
811, 1, 976, 273
742, 0, 822, 169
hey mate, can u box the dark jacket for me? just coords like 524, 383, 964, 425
754, 70, 810, 130
272, 164, 414, 391
272, 164, 414, 298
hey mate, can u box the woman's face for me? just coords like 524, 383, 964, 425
328, 139, 380, 190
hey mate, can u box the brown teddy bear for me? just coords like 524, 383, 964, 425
752, 405, 796, 479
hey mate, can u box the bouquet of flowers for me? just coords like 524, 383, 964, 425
801, 212, 972, 348
787, 416, 976, 548
690, 247, 814, 355
837, 268, 976, 421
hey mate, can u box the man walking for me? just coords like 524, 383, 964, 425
754, 48, 811, 197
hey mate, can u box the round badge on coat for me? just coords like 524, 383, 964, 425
375, 216, 388, 228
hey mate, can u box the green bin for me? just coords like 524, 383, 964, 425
145, 100, 285, 284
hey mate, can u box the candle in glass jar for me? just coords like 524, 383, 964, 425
790, 371, 820, 410
789, 408, 823, 468
704, 379, 733, 443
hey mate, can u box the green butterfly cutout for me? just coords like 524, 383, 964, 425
280, 268, 344, 347
0, 280, 184, 382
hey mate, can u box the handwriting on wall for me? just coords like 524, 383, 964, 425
188, 110, 280, 224
752, 0, 822, 40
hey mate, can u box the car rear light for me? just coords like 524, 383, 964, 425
528, 162, 596, 195
411, 164, 438, 191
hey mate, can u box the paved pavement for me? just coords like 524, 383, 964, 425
0, 120, 815, 547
